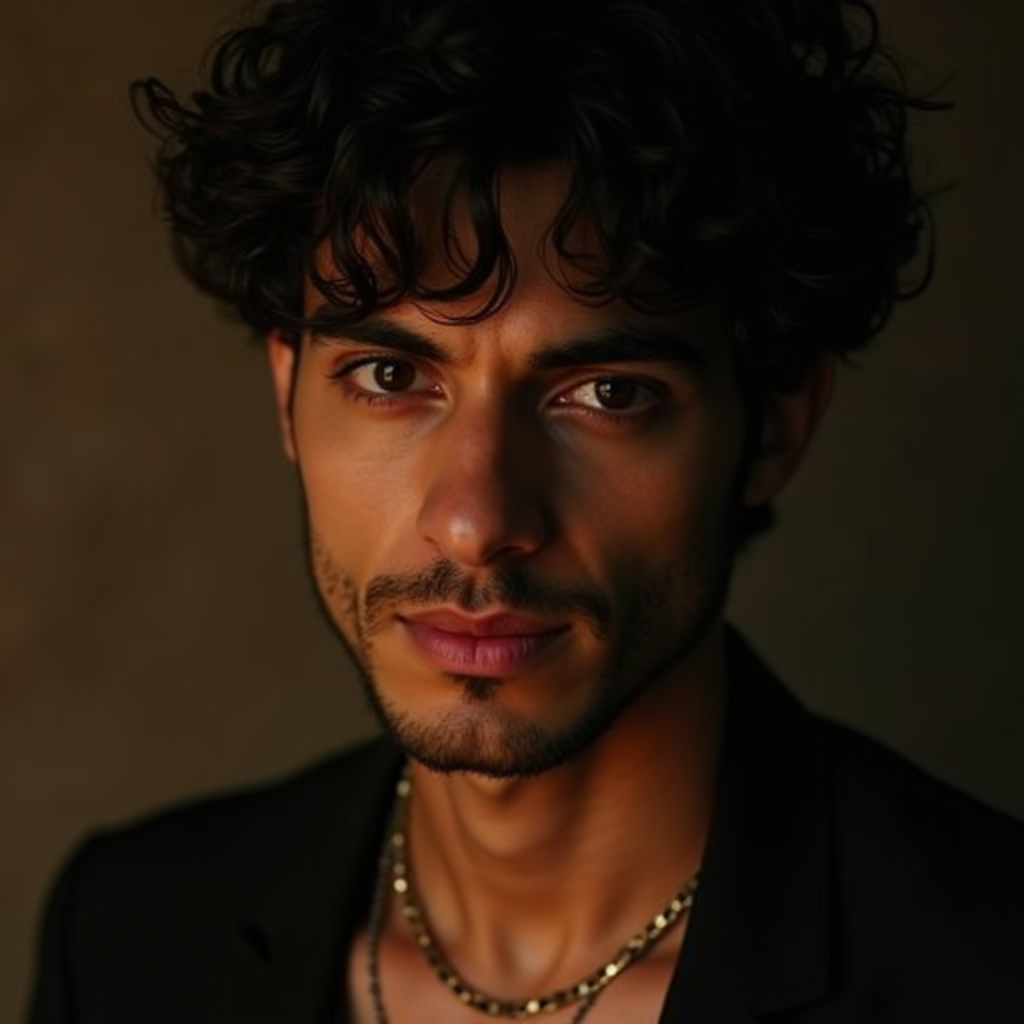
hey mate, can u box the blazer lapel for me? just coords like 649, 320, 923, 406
659, 632, 833, 1023
240, 739, 404, 1023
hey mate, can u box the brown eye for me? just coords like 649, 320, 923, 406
555, 376, 659, 418
594, 378, 638, 409
373, 359, 417, 391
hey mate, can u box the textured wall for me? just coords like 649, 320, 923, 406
1, 1, 1022, 1020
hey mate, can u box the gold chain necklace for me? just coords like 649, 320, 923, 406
368, 768, 700, 1021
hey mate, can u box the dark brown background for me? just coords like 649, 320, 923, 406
2, 1, 1022, 1019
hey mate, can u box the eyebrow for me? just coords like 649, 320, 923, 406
310, 311, 451, 364
309, 307, 709, 375
528, 329, 707, 374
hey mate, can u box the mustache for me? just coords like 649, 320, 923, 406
363, 558, 611, 639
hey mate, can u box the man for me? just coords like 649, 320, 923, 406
29, 1, 1023, 1022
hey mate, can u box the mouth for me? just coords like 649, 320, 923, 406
398, 608, 571, 676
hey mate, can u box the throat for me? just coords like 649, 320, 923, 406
362, 625, 727, 1016
357, 772, 698, 1024
373, 763, 702, 1004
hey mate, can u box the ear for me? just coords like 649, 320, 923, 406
266, 332, 298, 462
742, 354, 835, 507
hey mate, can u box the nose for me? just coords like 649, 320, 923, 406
416, 403, 548, 567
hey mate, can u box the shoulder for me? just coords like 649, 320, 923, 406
813, 714, 1024, 1014
816, 713, 1023, 875
723, 633, 1023, 1019
55, 735, 400, 918
730, 632, 1022, 888
30, 737, 402, 1023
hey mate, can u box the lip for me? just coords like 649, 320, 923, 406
399, 609, 570, 676
402, 608, 561, 637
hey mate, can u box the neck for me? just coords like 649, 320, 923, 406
397, 621, 729, 994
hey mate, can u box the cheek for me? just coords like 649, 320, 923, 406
553, 416, 744, 567
308, 529, 359, 621
292, 398, 421, 571
301, 447, 418, 568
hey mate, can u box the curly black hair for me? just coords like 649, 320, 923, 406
132, 0, 942, 390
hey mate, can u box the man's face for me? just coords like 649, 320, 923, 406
272, 168, 753, 778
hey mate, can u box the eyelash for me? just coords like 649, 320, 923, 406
328, 356, 664, 423
554, 378, 662, 423
329, 356, 439, 407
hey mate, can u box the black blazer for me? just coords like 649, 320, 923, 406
29, 636, 1024, 1023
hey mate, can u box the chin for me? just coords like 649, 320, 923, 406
369, 669, 639, 778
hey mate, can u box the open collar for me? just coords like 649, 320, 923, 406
237, 631, 833, 1023
660, 632, 833, 1022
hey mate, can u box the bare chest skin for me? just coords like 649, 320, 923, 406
344, 920, 688, 1024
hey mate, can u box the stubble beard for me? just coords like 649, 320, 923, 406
306, 526, 733, 780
